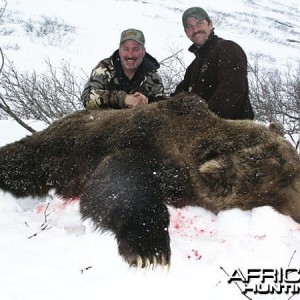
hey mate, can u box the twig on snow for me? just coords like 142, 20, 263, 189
80, 266, 93, 274
28, 203, 52, 239
288, 250, 296, 268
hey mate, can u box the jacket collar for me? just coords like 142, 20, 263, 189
188, 30, 219, 56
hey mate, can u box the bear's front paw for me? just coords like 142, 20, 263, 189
117, 227, 171, 269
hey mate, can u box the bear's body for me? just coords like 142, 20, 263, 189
1, 93, 300, 267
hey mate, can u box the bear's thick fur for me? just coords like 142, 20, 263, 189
0, 93, 300, 267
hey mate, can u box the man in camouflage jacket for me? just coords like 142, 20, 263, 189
175, 7, 254, 120
81, 28, 165, 109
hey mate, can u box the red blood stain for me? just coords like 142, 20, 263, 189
188, 249, 202, 260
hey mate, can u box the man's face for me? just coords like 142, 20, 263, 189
184, 17, 213, 46
119, 40, 145, 72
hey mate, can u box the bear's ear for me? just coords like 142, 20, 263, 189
198, 158, 234, 196
199, 159, 225, 183
268, 122, 285, 136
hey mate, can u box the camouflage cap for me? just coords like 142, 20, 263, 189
120, 28, 145, 45
182, 7, 211, 28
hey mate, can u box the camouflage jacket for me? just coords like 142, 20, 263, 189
81, 50, 165, 109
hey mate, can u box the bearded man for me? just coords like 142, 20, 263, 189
175, 7, 254, 120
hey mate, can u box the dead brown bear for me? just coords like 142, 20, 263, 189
0, 93, 299, 268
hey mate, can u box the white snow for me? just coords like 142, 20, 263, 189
0, 0, 300, 299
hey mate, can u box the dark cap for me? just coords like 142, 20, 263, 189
120, 28, 145, 45
182, 7, 211, 28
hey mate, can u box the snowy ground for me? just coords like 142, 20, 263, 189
1, 0, 300, 299
1, 120, 300, 300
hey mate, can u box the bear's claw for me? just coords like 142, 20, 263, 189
118, 231, 171, 269
124, 253, 171, 270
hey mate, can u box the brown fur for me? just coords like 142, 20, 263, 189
0, 92, 299, 267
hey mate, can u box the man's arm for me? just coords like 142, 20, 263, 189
81, 61, 127, 109
143, 72, 165, 102
207, 41, 249, 119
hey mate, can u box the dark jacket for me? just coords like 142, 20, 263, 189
81, 50, 165, 109
175, 32, 254, 120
